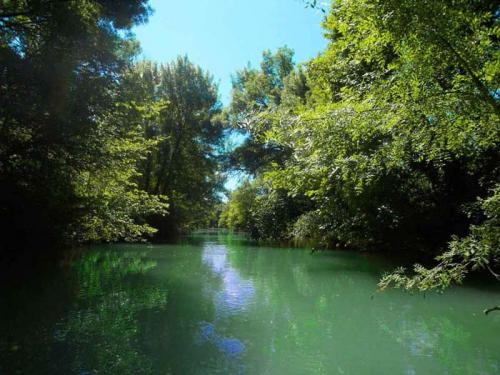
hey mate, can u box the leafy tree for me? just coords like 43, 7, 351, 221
0, 0, 169, 253
220, 177, 312, 242
379, 185, 500, 308
219, 180, 259, 232
71, 101, 168, 243
225, 0, 500, 291
224, 48, 296, 176
123, 58, 225, 238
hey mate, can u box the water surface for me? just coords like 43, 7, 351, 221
1, 235, 499, 374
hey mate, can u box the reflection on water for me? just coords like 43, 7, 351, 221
202, 243, 255, 317
196, 321, 246, 357
196, 243, 252, 370
58, 250, 167, 374
0, 249, 167, 374
1, 236, 500, 374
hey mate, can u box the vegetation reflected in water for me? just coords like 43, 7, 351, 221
0, 236, 499, 374
0, 249, 167, 375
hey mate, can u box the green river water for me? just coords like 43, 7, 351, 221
1, 234, 499, 374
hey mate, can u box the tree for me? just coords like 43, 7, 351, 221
224, 47, 297, 176
123, 58, 225, 238
0, 0, 169, 253
225, 0, 500, 291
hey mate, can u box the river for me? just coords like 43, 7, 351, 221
1, 234, 499, 374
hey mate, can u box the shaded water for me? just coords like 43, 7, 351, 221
1, 234, 500, 374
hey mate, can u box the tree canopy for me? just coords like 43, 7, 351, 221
1, 0, 498, 294
222, 0, 500, 289
0, 0, 223, 254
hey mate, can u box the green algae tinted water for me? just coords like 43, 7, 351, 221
1, 235, 500, 374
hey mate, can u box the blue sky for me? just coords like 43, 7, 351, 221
133, 0, 327, 193
134, 0, 327, 104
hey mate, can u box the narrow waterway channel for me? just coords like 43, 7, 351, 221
1, 234, 499, 374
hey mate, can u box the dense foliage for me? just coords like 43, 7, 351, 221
222, 0, 500, 287
1, 0, 498, 292
122, 59, 225, 239
0, 1, 223, 255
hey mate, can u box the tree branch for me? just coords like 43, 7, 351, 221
430, 26, 500, 120
484, 306, 500, 315
486, 264, 500, 281
0, 0, 74, 20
